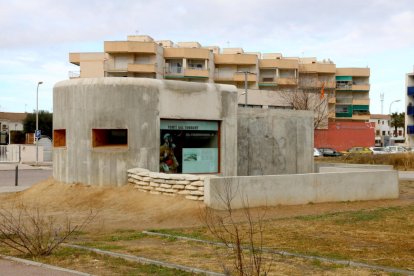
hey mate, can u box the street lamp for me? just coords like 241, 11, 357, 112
236, 71, 255, 107
389, 99, 400, 115
36, 81, 43, 165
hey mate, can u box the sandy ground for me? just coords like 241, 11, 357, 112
0, 177, 412, 233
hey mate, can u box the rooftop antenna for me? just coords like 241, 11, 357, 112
380, 93, 384, 114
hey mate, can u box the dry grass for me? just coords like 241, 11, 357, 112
0, 178, 412, 275
320, 152, 414, 170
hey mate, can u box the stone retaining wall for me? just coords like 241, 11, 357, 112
127, 168, 207, 201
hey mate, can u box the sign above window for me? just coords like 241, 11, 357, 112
160, 120, 218, 131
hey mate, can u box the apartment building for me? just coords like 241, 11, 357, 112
69, 35, 370, 122
405, 71, 414, 146
335, 68, 370, 120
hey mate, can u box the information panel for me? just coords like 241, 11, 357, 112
160, 120, 219, 174
182, 148, 218, 173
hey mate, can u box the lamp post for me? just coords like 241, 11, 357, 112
236, 71, 255, 107
36, 81, 43, 165
389, 99, 400, 115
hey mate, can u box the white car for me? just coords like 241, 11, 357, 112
384, 146, 407, 153
313, 148, 322, 157
369, 147, 387, 154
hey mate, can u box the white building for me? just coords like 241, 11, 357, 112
370, 114, 404, 146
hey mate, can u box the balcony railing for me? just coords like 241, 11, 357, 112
407, 105, 414, 115
127, 63, 157, 73
165, 67, 209, 78
407, 125, 414, 134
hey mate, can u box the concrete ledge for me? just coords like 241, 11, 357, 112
315, 162, 394, 172
205, 169, 399, 210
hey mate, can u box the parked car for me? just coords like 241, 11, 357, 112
369, 147, 387, 154
318, 147, 342, 157
314, 148, 322, 157
384, 146, 407, 154
342, 147, 372, 155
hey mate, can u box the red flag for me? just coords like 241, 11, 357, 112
320, 82, 325, 99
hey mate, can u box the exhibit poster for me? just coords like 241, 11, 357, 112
182, 148, 218, 173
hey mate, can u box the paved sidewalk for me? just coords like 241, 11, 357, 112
0, 162, 52, 171
0, 255, 90, 276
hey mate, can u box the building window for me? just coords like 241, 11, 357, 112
388, 131, 391, 135
382, 121, 384, 125
399, 130, 402, 136
92, 129, 128, 147
160, 119, 219, 174
53, 129, 66, 147
378, 120, 380, 124
382, 131, 386, 136
376, 130, 380, 136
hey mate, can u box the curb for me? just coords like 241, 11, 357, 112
0, 254, 91, 276
64, 244, 224, 276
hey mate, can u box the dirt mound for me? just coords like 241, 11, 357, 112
0, 179, 203, 232
0, 179, 412, 233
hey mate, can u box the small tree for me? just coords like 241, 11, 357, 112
390, 112, 405, 137
23, 110, 53, 138
0, 203, 96, 257
201, 182, 271, 276
281, 80, 334, 129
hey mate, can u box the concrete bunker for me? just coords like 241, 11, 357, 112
53, 78, 398, 208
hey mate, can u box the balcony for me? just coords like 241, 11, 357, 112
164, 48, 210, 59
104, 41, 157, 54
165, 67, 209, 79
233, 72, 257, 82
407, 105, 414, 115
352, 114, 370, 120
127, 63, 156, 73
352, 84, 370, 91
214, 54, 257, 65
352, 99, 370, 105
277, 77, 297, 85
408, 86, 414, 96
184, 68, 209, 78
299, 63, 336, 74
407, 125, 414, 134
336, 68, 370, 77
259, 59, 298, 69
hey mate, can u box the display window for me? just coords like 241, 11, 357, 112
160, 119, 219, 174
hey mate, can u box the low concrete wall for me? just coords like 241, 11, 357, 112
205, 170, 399, 210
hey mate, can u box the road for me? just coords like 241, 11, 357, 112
0, 164, 52, 192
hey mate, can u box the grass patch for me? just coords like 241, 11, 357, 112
35, 246, 195, 275
104, 229, 147, 242
147, 228, 209, 240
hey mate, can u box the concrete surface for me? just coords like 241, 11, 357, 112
205, 169, 399, 210
0, 163, 52, 193
53, 78, 238, 186
0, 255, 90, 275
237, 108, 314, 176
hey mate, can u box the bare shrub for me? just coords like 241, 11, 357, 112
201, 181, 271, 276
0, 203, 96, 256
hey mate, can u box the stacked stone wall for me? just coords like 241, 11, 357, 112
127, 168, 207, 201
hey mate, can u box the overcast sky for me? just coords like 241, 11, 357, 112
1, 0, 413, 114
